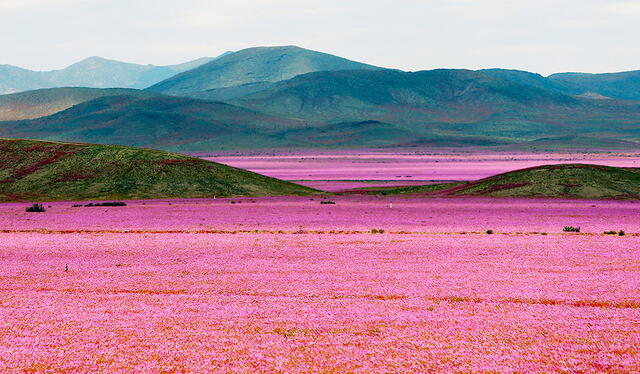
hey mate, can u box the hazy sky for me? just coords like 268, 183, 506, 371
1, 0, 638, 75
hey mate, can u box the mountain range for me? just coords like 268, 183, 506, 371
0, 46, 639, 151
0, 53, 230, 94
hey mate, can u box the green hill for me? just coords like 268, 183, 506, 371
0, 87, 157, 121
0, 138, 316, 202
450, 164, 640, 199
233, 68, 581, 122
233, 69, 640, 144
548, 70, 640, 100
0, 95, 307, 151
360, 164, 640, 199
482, 69, 640, 101
148, 46, 382, 99
479, 69, 572, 95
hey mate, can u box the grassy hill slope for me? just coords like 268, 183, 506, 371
450, 164, 640, 199
0, 138, 316, 202
361, 164, 640, 199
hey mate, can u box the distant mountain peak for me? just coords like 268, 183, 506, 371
0, 55, 220, 94
148, 45, 382, 97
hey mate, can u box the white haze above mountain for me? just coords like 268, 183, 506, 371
0, 0, 638, 76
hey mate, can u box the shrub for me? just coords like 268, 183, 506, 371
84, 202, 127, 207
563, 226, 580, 233
370, 229, 385, 234
320, 201, 336, 205
25, 203, 46, 213
619, 230, 625, 236
604, 230, 617, 235
486, 229, 494, 235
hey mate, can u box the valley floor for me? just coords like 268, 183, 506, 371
207, 149, 640, 192
1, 196, 639, 372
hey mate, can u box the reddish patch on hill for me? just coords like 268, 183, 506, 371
54, 171, 97, 182
13, 149, 79, 179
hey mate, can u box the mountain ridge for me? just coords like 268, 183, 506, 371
147, 45, 383, 99
0, 53, 229, 94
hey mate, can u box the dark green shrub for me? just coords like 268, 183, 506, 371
25, 203, 46, 213
84, 202, 127, 207
563, 226, 580, 232
486, 229, 494, 235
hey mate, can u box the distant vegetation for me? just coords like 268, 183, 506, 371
73, 202, 128, 207
604, 230, 626, 236
0, 138, 317, 202
563, 226, 581, 233
358, 182, 463, 195
25, 203, 46, 212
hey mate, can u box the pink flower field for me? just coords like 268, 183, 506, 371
206, 150, 640, 183
1, 197, 639, 372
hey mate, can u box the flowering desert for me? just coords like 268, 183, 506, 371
1, 195, 639, 373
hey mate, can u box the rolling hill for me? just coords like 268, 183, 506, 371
0, 95, 308, 151
0, 54, 225, 94
147, 46, 382, 99
0, 138, 316, 202
363, 164, 640, 199
233, 68, 582, 123
482, 68, 640, 101
449, 164, 640, 199
479, 69, 572, 95
232, 68, 640, 143
548, 70, 640, 100
0, 87, 157, 121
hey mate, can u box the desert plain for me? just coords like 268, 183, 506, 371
1, 150, 639, 373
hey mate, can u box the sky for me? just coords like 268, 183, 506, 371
0, 0, 638, 75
